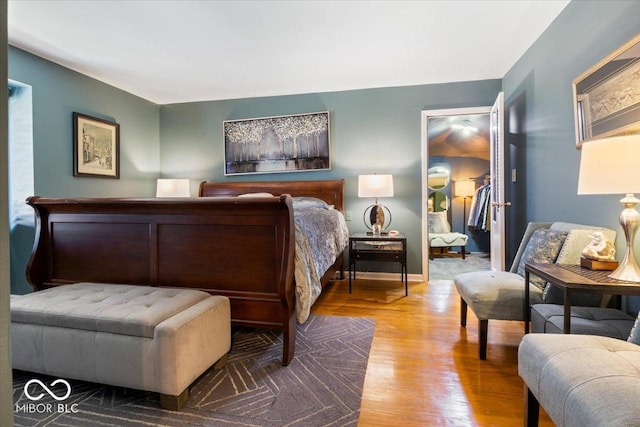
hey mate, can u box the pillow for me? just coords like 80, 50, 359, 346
292, 196, 333, 210
428, 211, 451, 234
237, 192, 274, 198
628, 314, 640, 345
516, 228, 567, 290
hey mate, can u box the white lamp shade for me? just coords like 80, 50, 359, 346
578, 135, 640, 195
156, 179, 190, 197
455, 180, 476, 198
358, 174, 394, 198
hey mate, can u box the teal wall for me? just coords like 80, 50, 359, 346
160, 81, 502, 274
504, 0, 640, 231
8, 46, 161, 294
502, 0, 640, 309
9, 47, 161, 199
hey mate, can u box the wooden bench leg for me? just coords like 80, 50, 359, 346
460, 297, 468, 327
213, 353, 228, 370
461, 246, 466, 259
479, 319, 488, 360
524, 386, 540, 427
160, 388, 190, 411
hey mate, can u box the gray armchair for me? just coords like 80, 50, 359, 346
454, 222, 616, 359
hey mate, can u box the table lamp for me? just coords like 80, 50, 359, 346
358, 174, 394, 234
455, 180, 476, 235
156, 179, 190, 197
578, 135, 640, 282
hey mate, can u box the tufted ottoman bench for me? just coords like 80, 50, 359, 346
519, 334, 640, 427
11, 282, 231, 410
428, 232, 468, 259
531, 304, 635, 338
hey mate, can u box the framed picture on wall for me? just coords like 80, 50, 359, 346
572, 33, 640, 147
73, 112, 120, 178
223, 111, 330, 175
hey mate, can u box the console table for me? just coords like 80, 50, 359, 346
524, 262, 640, 333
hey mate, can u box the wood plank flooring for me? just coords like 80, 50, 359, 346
311, 278, 554, 427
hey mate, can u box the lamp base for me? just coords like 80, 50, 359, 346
608, 194, 640, 283
363, 204, 392, 232
609, 261, 640, 282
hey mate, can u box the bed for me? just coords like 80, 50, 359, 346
25, 179, 347, 366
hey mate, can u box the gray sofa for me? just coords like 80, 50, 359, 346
519, 333, 640, 426
454, 221, 616, 359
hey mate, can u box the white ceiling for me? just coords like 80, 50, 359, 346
7, 0, 570, 105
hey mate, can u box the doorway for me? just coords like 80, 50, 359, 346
421, 107, 492, 282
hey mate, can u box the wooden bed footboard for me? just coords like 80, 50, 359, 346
26, 196, 297, 365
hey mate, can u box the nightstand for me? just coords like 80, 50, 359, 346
349, 232, 407, 295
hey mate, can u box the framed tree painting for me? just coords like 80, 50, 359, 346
223, 111, 330, 175
73, 112, 120, 178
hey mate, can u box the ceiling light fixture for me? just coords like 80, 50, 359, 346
451, 120, 478, 135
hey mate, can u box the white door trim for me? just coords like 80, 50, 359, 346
420, 106, 492, 282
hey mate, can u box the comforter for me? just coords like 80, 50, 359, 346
292, 197, 349, 323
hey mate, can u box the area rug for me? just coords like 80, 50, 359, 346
12, 315, 375, 427
429, 253, 491, 280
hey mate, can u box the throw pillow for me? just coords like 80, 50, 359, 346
292, 196, 333, 210
428, 211, 451, 234
516, 228, 567, 290
628, 314, 640, 345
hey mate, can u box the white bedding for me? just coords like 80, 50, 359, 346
291, 197, 349, 323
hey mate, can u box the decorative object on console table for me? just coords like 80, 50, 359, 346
72, 112, 120, 179
358, 174, 394, 235
156, 179, 190, 197
578, 135, 640, 282
223, 111, 330, 176
579, 230, 618, 270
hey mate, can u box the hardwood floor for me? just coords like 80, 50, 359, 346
311, 278, 554, 427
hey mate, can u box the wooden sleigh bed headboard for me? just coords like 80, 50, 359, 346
199, 179, 345, 212
26, 179, 345, 366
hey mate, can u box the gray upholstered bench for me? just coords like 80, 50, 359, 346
428, 232, 468, 259
531, 304, 634, 338
519, 333, 640, 427
11, 282, 231, 410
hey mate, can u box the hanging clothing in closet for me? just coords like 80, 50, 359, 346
468, 179, 491, 231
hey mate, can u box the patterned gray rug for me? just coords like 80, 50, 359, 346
12, 315, 375, 427
429, 253, 491, 280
